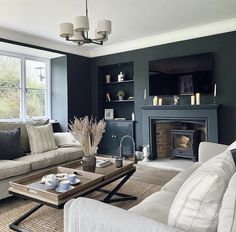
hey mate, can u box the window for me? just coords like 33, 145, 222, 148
0, 53, 50, 121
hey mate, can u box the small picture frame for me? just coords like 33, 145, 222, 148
104, 109, 114, 120
180, 75, 194, 95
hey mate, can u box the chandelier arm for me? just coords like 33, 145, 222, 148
91, 40, 103, 45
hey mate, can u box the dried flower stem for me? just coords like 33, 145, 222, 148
69, 116, 106, 156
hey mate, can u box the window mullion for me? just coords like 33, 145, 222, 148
21, 57, 26, 121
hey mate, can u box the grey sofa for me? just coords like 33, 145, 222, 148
0, 121, 83, 200
64, 142, 234, 232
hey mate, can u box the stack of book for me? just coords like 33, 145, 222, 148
96, 159, 112, 168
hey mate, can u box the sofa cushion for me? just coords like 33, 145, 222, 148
129, 190, 176, 224
0, 128, 24, 160
26, 123, 57, 154
168, 150, 236, 232
0, 119, 49, 153
0, 160, 31, 180
161, 162, 201, 194
16, 147, 83, 171
54, 132, 80, 148
218, 172, 236, 232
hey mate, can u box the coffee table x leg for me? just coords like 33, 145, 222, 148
97, 168, 137, 203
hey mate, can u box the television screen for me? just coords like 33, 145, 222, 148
149, 53, 214, 96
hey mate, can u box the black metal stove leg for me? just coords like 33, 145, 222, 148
9, 203, 43, 232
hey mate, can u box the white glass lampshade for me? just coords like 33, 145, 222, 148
97, 20, 111, 34
72, 32, 84, 43
74, 16, 89, 32
59, 23, 74, 38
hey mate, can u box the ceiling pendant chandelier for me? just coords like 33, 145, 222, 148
59, 0, 111, 46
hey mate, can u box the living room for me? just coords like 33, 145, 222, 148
0, 0, 236, 231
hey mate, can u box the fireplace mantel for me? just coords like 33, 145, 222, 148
140, 104, 219, 160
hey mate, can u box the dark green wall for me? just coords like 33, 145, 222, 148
91, 31, 236, 146
51, 54, 91, 131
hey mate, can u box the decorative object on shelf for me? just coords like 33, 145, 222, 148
174, 95, 179, 105
142, 145, 150, 162
144, 89, 147, 103
180, 75, 194, 95
69, 116, 106, 172
59, 0, 111, 46
135, 151, 143, 160
117, 90, 125, 101
117, 72, 125, 82
105, 74, 111, 83
131, 112, 135, 121
158, 98, 163, 106
104, 108, 114, 120
191, 95, 195, 105
106, 93, 111, 102
196, 93, 200, 105
213, 83, 217, 104
128, 96, 134, 100
153, 96, 158, 105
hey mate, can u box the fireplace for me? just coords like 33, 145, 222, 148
141, 105, 219, 160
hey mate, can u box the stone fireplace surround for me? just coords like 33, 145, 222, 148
141, 105, 219, 160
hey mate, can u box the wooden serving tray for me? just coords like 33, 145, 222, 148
10, 166, 104, 203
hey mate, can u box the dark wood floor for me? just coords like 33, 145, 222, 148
0, 165, 179, 214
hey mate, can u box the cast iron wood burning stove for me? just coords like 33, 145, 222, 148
170, 129, 201, 162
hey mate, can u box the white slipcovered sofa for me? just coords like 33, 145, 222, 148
0, 121, 83, 200
64, 142, 236, 232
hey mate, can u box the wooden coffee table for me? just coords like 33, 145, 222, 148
9, 157, 137, 232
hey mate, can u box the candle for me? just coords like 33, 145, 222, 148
153, 96, 158, 105
214, 84, 217, 97
196, 93, 200, 105
191, 95, 195, 105
158, 98, 163, 106
144, 89, 146, 100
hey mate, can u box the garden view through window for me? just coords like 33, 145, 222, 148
0, 53, 49, 120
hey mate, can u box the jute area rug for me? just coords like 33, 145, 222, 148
0, 179, 161, 232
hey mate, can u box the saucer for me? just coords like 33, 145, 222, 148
69, 178, 80, 185
55, 185, 74, 193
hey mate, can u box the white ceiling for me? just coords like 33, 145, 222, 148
0, 0, 236, 57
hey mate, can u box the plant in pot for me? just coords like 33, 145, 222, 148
69, 116, 106, 172
117, 90, 125, 101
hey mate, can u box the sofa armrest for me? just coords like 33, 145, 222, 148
64, 198, 183, 232
198, 142, 228, 163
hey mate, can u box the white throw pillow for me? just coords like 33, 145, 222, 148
218, 172, 236, 232
26, 123, 57, 154
227, 140, 236, 151
168, 150, 236, 232
54, 132, 80, 147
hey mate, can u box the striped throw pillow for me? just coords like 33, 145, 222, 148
26, 123, 57, 154
168, 150, 236, 232
218, 172, 236, 232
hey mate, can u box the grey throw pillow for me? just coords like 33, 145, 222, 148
0, 128, 25, 160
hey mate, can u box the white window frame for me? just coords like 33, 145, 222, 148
0, 51, 51, 122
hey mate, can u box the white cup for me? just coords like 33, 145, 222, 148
67, 174, 76, 184
60, 180, 70, 191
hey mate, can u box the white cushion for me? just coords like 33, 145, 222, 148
26, 123, 57, 154
129, 190, 176, 224
54, 132, 80, 147
0, 160, 31, 180
227, 140, 236, 151
218, 172, 236, 232
168, 150, 236, 232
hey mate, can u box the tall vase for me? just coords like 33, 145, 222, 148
82, 156, 96, 172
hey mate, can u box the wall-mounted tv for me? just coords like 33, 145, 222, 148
149, 53, 214, 96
